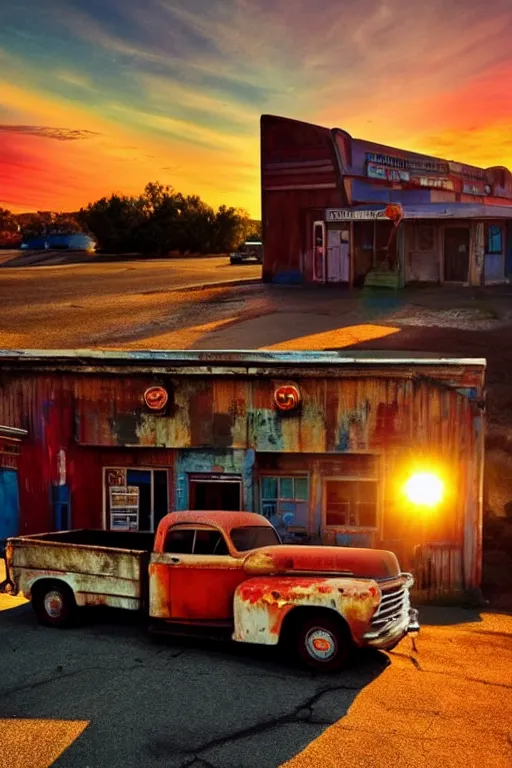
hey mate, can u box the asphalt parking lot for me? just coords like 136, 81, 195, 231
1, 589, 511, 768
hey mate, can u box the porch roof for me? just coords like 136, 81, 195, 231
325, 203, 512, 221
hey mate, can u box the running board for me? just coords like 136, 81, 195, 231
148, 620, 233, 643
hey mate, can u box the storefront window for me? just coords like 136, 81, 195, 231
104, 467, 168, 531
486, 225, 503, 254
324, 479, 377, 528
260, 475, 309, 526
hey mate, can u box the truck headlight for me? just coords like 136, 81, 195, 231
403, 472, 444, 507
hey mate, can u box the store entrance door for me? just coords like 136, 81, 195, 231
189, 474, 242, 511
326, 228, 350, 283
444, 227, 470, 283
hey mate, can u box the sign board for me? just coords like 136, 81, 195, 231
106, 469, 126, 487
448, 162, 486, 181
326, 208, 389, 222
416, 177, 454, 191
367, 162, 410, 182
109, 485, 139, 531
366, 152, 449, 175
463, 183, 492, 196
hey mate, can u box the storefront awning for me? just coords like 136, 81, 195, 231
326, 203, 512, 222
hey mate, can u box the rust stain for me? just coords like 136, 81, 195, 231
233, 576, 381, 644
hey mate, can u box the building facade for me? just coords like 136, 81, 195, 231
0, 350, 486, 602
261, 115, 512, 287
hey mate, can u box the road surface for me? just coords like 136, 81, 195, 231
0, 584, 511, 768
0, 256, 261, 348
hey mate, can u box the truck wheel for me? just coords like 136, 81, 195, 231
32, 582, 76, 628
295, 614, 352, 672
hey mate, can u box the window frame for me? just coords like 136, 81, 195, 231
485, 224, 503, 255
322, 476, 379, 532
102, 466, 169, 532
163, 524, 230, 556
259, 472, 310, 525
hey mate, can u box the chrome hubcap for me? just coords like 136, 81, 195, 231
305, 628, 337, 661
44, 590, 64, 618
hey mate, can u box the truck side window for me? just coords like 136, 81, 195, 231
164, 529, 194, 554
193, 529, 229, 555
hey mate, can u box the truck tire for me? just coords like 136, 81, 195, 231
32, 582, 76, 628
295, 613, 353, 672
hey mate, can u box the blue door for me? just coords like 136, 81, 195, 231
0, 469, 20, 552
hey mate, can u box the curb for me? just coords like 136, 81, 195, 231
169, 278, 261, 294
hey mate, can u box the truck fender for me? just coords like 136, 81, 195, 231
16, 571, 80, 604
232, 576, 381, 646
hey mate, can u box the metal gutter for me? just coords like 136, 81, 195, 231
0, 349, 487, 368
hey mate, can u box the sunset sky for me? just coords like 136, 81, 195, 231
2, 0, 512, 217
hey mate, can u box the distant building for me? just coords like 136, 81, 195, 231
261, 115, 512, 287
21, 233, 96, 251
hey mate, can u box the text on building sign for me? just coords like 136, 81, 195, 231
326, 209, 388, 221
366, 152, 449, 174
367, 163, 410, 182
417, 177, 454, 190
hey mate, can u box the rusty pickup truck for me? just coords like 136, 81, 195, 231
2, 510, 419, 671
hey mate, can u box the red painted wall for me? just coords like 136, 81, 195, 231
261, 115, 345, 282
0, 373, 175, 534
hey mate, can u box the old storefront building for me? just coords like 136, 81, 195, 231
261, 115, 512, 287
0, 350, 485, 602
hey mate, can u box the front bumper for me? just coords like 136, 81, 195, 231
362, 574, 420, 650
363, 607, 420, 649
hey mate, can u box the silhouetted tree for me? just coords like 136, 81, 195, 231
0, 208, 21, 247
79, 182, 257, 256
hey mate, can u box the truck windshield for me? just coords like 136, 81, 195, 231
230, 526, 280, 551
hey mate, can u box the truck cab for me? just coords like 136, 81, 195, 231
150, 511, 418, 670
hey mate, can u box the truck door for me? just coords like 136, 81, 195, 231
149, 524, 245, 621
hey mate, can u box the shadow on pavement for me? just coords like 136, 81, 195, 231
0, 600, 390, 768
417, 605, 483, 626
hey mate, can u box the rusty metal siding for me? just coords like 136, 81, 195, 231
66, 374, 480, 459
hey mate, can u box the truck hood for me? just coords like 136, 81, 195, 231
243, 545, 401, 581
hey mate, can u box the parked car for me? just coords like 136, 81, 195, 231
230, 240, 263, 264
1, 511, 418, 671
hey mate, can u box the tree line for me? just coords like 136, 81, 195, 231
0, 182, 261, 255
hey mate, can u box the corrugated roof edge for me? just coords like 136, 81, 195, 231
0, 349, 487, 367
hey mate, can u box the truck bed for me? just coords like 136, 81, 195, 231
6, 529, 153, 611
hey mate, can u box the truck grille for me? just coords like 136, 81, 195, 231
371, 581, 410, 634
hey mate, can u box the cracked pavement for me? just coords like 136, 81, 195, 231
0, 594, 511, 768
